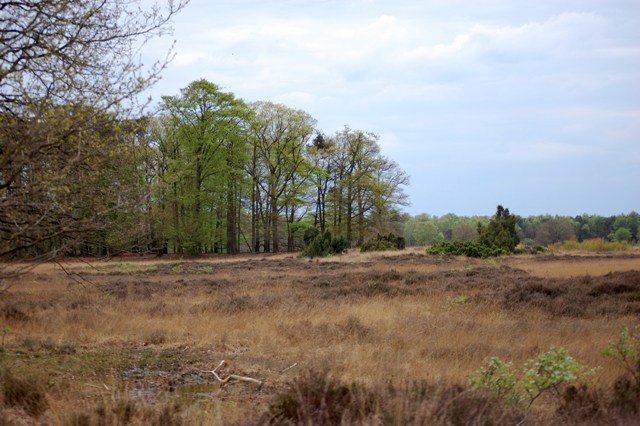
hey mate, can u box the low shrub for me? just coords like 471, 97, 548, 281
514, 245, 546, 254
262, 370, 525, 425
550, 238, 630, 252
603, 325, 640, 387
360, 233, 405, 252
469, 348, 596, 408
302, 229, 348, 258
427, 240, 508, 258
266, 371, 359, 424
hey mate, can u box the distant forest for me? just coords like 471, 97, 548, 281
404, 212, 639, 247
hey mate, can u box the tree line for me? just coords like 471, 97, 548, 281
155, 80, 408, 254
0, 0, 408, 262
404, 211, 639, 247
2, 79, 409, 258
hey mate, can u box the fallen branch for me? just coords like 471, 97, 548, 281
202, 360, 263, 386
84, 383, 110, 391
282, 362, 298, 373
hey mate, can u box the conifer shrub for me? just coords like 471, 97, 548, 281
360, 233, 405, 252
477, 205, 520, 252
427, 240, 508, 258
331, 235, 349, 254
302, 229, 348, 258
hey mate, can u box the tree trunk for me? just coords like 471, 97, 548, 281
226, 179, 238, 254
271, 196, 279, 252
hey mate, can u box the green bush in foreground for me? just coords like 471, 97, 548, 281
603, 324, 640, 386
469, 348, 595, 408
427, 240, 508, 258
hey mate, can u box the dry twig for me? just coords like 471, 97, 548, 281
202, 360, 263, 386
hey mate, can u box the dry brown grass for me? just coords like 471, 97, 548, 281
1, 250, 639, 424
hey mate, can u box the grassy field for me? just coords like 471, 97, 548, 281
1, 248, 640, 424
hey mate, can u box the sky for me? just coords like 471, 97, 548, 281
142, 0, 640, 217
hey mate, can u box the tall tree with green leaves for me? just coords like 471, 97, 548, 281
249, 102, 316, 252
307, 133, 334, 233
325, 127, 408, 245
158, 80, 250, 254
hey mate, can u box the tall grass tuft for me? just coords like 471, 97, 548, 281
1, 369, 48, 417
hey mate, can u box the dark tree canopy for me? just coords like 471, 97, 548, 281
478, 205, 520, 252
535, 219, 576, 246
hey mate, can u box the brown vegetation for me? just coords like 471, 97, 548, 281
1, 250, 639, 423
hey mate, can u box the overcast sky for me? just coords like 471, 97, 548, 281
143, 0, 640, 217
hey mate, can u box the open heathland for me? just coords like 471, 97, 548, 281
1, 248, 640, 424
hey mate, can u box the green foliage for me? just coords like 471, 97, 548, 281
613, 227, 633, 243
157, 79, 252, 255
451, 222, 478, 241
426, 240, 507, 258
303, 227, 320, 246
549, 238, 630, 252
477, 205, 520, 252
468, 357, 518, 402
405, 211, 638, 250
469, 349, 595, 408
514, 245, 546, 254
331, 235, 349, 254
403, 218, 444, 245
360, 233, 405, 252
521, 348, 594, 405
603, 325, 640, 385
302, 230, 347, 258
446, 294, 468, 308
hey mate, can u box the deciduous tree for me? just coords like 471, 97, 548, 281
0, 0, 187, 280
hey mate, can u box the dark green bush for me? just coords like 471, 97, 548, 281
514, 245, 546, 255
331, 235, 349, 254
427, 240, 508, 258
478, 205, 520, 252
303, 229, 348, 258
303, 227, 320, 246
360, 233, 405, 252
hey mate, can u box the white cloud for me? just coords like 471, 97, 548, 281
274, 91, 316, 109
